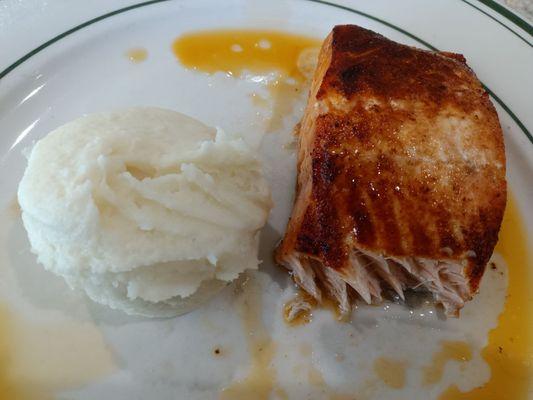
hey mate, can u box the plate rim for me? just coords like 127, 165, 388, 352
461, 0, 532, 45
468, 0, 533, 39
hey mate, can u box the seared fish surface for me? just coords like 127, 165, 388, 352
276, 25, 506, 316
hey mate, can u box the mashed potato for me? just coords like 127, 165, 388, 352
18, 108, 272, 317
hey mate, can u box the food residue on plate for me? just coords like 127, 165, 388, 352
220, 275, 278, 399
297, 343, 355, 398
228, 278, 353, 399
283, 289, 348, 327
423, 341, 472, 386
298, 343, 326, 386
373, 357, 407, 389
6, 197, 20, 219
283, 291, 314, 326
125, 47, 148, 63
249, 92, 269, 108
172, 29, 320, 131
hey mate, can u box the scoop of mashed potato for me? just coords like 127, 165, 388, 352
18, 108, 272, 317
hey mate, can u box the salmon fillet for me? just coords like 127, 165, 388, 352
276, 25, 506, 316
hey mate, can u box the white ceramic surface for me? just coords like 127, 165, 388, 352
0, 1, 531, 399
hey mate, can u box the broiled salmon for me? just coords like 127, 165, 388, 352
276, 25, 506, 316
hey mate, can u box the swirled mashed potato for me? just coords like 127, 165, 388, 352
18, 108, 271, 317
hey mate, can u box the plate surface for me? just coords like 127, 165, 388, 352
0, 1, 532, 399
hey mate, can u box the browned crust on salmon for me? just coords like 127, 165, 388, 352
276, 25, 506, 314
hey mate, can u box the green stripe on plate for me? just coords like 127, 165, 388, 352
461, 0, 532, 46
0, 0, 172, 81
486, 85, 533, 143
476, 0, 533, 36
0, 0, 530, 145
305, 0, 439, 50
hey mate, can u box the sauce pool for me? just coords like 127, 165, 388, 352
172, 29, 319, 81
126, 47, 148, 63
424, 341, 472, 386
373, 357, 407, 389
439, 194, 532, 399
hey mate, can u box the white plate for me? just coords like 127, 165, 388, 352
0, 1, 531, 399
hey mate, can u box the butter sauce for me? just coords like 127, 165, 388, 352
424, 341, 472, 385
220, 276, 277, 399
439, 194, 532, 399
373, 357, 407, 389
172, 30, 319, 80
172, 29, 320, 133
126, 47, 148, 63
